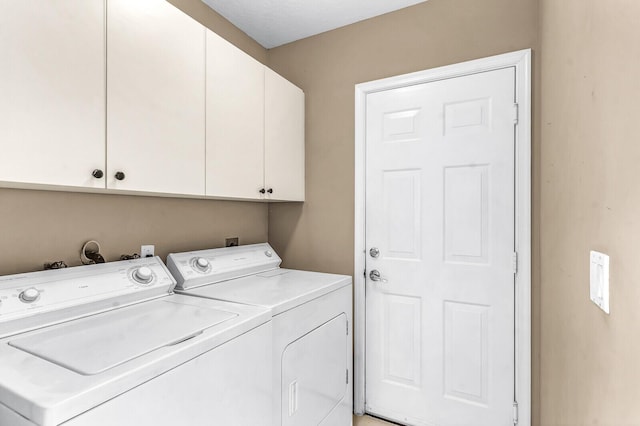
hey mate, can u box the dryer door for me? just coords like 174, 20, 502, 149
282, 313, 348, 426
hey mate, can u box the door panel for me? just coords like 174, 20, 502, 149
383, 170, 421, 260
365, 68, 516, 426
264, 68, 305, 201
383, 294, 422, 388
0, 1, 105, 188
107, 0, 205, 195
443, 165, 489, 264
443, 301, 489, 405
206, 30, 265, 199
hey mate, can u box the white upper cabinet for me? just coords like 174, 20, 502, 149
0, 2, 304, 201
0, 1, 106, 188
107, 0, 205, 196
264, 68, 305, 202
206, 34, 305, 202
206, 31, 265, 199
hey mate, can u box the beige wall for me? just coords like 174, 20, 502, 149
540, 0, 640, 424
267, 0, 539, 270
267, 0, 540, 423
168, 0, 267, 63
0, 0, 269, 276
0, 189, 267, 275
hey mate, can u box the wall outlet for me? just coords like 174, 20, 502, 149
225, 237, 239, 247
590, 250, 610, 314
141, 245, 155, 258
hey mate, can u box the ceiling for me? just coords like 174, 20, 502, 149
201, 0, 429, 49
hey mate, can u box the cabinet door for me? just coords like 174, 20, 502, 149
0, 1, 105, 188
107, 0, 205, 195
265, 69, 305, 201
206, 31, 264, 199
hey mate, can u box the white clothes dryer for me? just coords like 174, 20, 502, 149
167, 243, 353, 426
0, 257, 272, 426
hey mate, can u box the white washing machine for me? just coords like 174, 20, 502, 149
0, 257, 272, 426
167, 243, 353, 426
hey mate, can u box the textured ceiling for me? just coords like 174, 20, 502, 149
201, 0, 429, 49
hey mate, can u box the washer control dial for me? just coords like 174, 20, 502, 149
193, 257, 210, 272
132, 266, 153, 284
20, 288, 41, 303
264, 250, 273, 258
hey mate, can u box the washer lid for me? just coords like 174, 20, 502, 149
9, 299, 237, 375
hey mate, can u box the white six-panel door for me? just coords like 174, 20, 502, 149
365, 67, 516, 426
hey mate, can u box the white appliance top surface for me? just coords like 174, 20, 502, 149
9, 299, 236, 375
0, 294, 270, 426
201, 0, 429, 48
178, 268, 351, 316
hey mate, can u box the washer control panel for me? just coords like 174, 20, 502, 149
167, 243, 282, 290
0, 257, 175, 338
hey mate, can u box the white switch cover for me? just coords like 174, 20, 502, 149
590, 251, 609, 314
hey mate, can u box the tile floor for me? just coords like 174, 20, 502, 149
353, 414, 398, 425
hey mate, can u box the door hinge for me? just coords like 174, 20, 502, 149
346, 320, 349, 335
512, 252, 518, 274
513, 401, 519, 425
513, 103, 519, 125
363, 269, 366, 278
346, 369, 349, 384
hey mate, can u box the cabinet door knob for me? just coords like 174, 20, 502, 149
267, 188, 273, 194
92, 169, 104, 179
115, 171, 126, 181
259, 188, 266, 194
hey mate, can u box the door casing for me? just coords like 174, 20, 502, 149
354, 49, 532, 426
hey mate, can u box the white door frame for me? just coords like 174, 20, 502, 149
354, 49, 532, 425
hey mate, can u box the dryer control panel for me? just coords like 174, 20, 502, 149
167, 243, 282, 290
0, 257, 175, 338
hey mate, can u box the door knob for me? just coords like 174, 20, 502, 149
92, 169, 104, 179
369, 247, 380, 258
369, 270, 387, 283
115, 171, 126, 181
267, 188, 273, 194
259, 188, 266, 194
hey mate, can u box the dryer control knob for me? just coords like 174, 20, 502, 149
20, 288, 40, 303
133, 267, 153, 283
264, 250, 273, 258
194, 257, 210, 271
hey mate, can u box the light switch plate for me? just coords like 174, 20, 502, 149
590, 250, 609, 314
